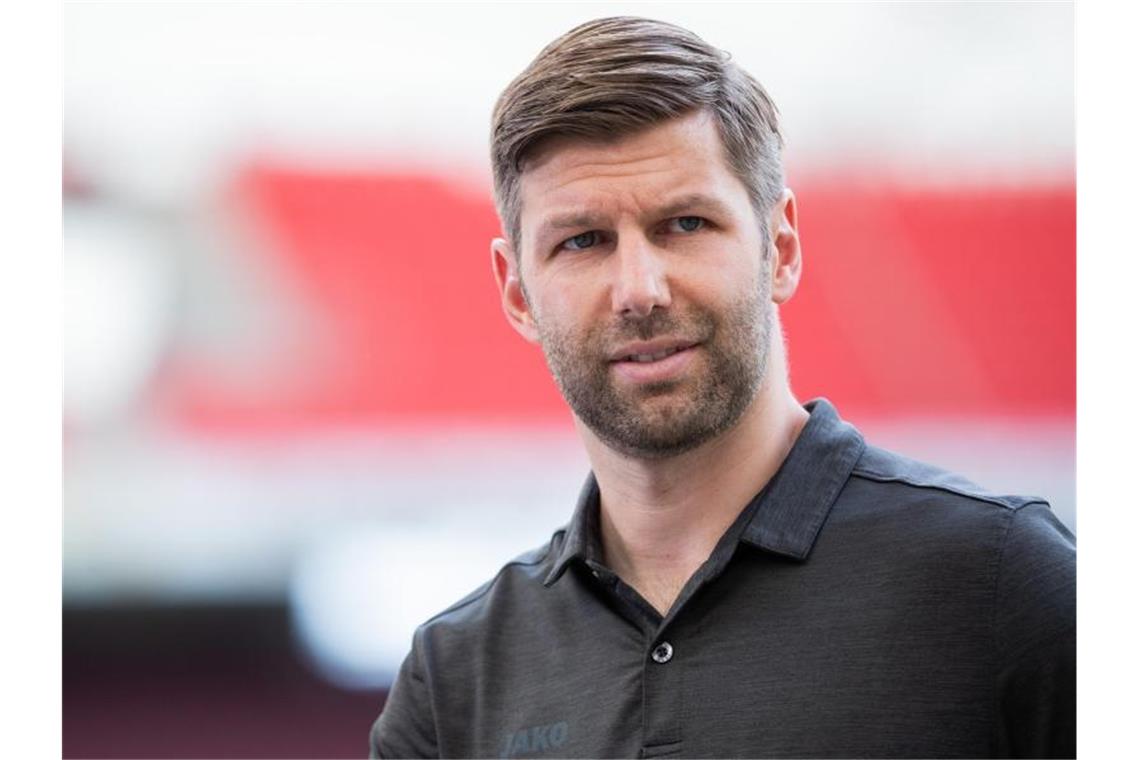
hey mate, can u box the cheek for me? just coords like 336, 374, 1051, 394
531, 272, 603, 329
728, 243, 769, 296
685, 258, 758, 306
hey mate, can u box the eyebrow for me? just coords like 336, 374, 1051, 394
655, 193, 735, 221
534, 193, 735, 244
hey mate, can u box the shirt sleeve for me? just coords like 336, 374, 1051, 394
370, 627, 440, 759
992, 501, 1076, 759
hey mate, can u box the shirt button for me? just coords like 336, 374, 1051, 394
651, 642, 674, 664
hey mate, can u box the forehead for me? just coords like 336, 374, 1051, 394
517, 111, 748, 239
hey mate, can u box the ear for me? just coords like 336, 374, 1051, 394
491, 237, 540, 343
767, 188, 802, 305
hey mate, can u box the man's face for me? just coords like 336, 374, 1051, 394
496, 110, 777, 459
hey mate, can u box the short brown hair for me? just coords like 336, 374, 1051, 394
490, 16, 785, 251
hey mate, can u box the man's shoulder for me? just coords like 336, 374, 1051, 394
832, 442, 1073, 588
416, 528, 567, 640
849, 442, 1049, 514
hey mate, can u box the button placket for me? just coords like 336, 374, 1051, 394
642, 633, 682, 751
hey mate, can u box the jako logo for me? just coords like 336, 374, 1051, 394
499, 721, 569, 758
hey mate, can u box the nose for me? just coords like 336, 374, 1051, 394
610, 233, 672, 317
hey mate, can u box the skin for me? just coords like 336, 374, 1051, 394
491, 109, 809, 615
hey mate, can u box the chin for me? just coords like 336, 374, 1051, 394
597, 410, 727, 460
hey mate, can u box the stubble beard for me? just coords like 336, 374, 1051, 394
532, 272, 773, 460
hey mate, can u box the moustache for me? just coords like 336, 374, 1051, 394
603, 308, 714, 347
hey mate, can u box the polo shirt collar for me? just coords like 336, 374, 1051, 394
543, 398, 865, 586
738, 397, 865, 559
544, 472, 601, 586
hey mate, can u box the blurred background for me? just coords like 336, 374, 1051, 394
63, 3, 1073, 758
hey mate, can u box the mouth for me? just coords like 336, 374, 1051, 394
609, 340, 700, 364
608, 341, 701, 384
614, 344, 695, 364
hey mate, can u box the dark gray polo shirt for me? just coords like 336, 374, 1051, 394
370, 399, 1075, 759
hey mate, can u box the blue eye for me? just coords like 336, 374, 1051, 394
675, 216, 704, 232
564, 231, 599, 251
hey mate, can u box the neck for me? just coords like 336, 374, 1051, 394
577, 334, 809, 613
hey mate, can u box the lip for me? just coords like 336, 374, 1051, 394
609, 340, 701, 385
608, 338, 700, 363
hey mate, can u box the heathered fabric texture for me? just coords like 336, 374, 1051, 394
370, 399, 1075, 759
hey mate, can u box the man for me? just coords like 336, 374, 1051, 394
370, 16, 1075, 759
